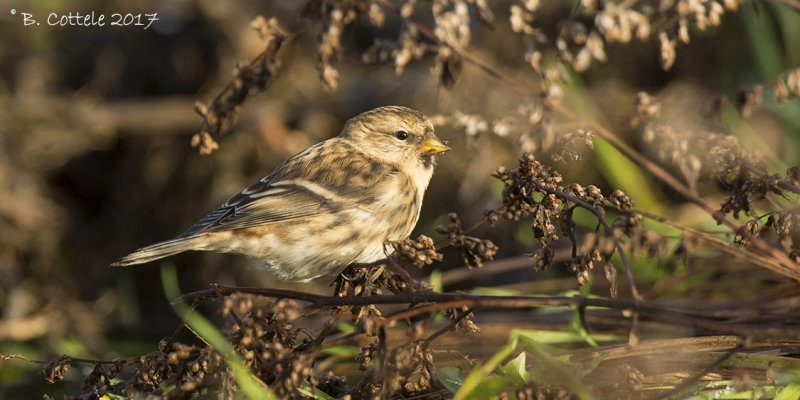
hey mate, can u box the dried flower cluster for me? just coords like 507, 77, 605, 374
309, 0, 491, 89
436, 213, 499, 269
223, 296, 316, 397
47, 299, 307, 398
305, 0, 493, 89
766, 208, 800, 263
773, 67, 800, 105
632, 90, 798, 217
634, 91, 751, 190
378, 339, 440, 397
488, 152, 639, 286
45, 343, 231, 398
303, 0, 372, 90
15, 0, 800, 398
511, 0, 744, 72
43, 355, 74, 384
192, 17, 286, 154
631, 89, 800, 269
431, 101, 565, 154
362, 23, 430, 75
725, 162, 800, 261
391, 234, 444, 268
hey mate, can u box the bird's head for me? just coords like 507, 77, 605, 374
341, 106, 450, 169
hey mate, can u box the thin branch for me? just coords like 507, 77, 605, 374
426, 307, 474, 343
191, 17, 287, 154
1, 353, 47, 364
553, 101, 800, 281
173, 284, 800, 337
651, 344, 744, 400
526, 175, 642, 301
638, 210, 788, 273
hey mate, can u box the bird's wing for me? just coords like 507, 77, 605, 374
179, 182, 329, 236
179, 139, 399, 237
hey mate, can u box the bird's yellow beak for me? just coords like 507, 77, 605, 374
419, 136, 451, 155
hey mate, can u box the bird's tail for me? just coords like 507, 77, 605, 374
111, 236, 207, 267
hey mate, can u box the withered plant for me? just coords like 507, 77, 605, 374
3, 1, 800, 399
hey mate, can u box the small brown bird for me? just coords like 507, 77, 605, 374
112, 106, 449, 282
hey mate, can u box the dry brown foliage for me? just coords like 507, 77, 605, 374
2, 0, 800, 399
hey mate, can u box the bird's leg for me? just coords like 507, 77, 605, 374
345, 258, 416, 289
338, 266, 364, 283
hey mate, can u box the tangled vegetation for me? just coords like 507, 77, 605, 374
2, 0, 800, 399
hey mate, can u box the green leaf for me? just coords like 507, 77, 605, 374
512, 330, 596, 400
593, 138, 663, 213
320, 345, 360, 357
297, 379, 336, 400
772, 367, 800, 385
776, 383, 800, 400
335, 321, 354, 334
454, 339, 517, 400
468, 375, 517, 399
437, 366, 464, 394
430, 269, 443, 293
568, 310, 598, 347
511, 329, 621, 346
100, 394, 128, 400
496, 352, 529, 387
740, 2, 782, 79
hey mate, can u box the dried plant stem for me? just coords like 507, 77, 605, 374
392, 6, 800, 282
1, 354, 47, 364
552, 102, 800, 281
379, 0, 537, 98
651, 344, 744, 400
174, 284, 800, 338
192, 17, 287, 154
526, 173, 642, 301
638, 210, 788, 273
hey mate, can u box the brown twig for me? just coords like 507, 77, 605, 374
173, 284, 800, 338
426, 307, 474, 343
526, 173, 643, 301
1, 353, 48, 364
637, 210, 788, 273
191, 17, 287, 155
651, 344, 744, 400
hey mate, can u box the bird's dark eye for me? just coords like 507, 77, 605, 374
394, 130, 408, 140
